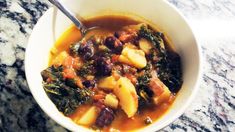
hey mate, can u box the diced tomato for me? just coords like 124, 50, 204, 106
149, 79, 164, 96
75, 77, 83, 88
63, 56, 74, 68
93, 94, 105, 100
73, 57, 82, 69
62, 55, 83, 70
119, 34, 132, 42
63, 68, 76, 79
111, 55, 120, 63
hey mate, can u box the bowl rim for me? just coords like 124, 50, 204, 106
142, 2, 203, 132
25, 0, 202, 131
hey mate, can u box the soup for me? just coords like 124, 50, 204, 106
41, 16, 182, 131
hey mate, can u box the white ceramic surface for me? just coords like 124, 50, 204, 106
25, 0, 202, 131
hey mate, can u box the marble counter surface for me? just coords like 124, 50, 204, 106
0, 0, 234, 131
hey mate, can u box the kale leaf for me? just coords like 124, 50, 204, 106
77, 61, 95, 77
136, 71, 153, 110
139, 25, 183, 93
139, 25, 165, 54
41, 65, 92, 115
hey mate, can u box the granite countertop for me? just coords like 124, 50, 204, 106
0, 0, 234, 131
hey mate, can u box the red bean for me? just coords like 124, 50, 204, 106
95, 107, 114, 127
104, 36, 123, 53
78, 40, 95, 60
95, 57, 112, 76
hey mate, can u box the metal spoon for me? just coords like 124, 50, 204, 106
48, 0, 97, 36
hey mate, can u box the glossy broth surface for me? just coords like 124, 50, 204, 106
49, 16, 176, 131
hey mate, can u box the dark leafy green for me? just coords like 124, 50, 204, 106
41, 65, 63, 82
41, 65, 92, 115
77, 61, 95, 77
137, 73, 151, 86
139, 25, 183, 93
158, 51, 183, 93
136, 71, 153, 110
139, 25, 165, 54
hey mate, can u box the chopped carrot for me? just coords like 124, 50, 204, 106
93, 94, 105, 100
63, 68, 76, 79
97, 90, 106, 96
73, 57, 83, 69
119, 34, 131, 42
111, 55, 120, 63
75, 77, 83, 88
63, 56, 74, 68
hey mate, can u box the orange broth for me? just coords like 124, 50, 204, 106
49, 16, 176, 132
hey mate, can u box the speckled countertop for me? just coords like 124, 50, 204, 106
0, 0, 235, 132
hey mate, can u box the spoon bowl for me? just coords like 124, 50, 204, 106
48, 0, 98, 36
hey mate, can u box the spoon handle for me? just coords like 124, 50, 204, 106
48, 0, 86, 34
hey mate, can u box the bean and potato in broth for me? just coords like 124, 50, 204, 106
41, 16, 183, 131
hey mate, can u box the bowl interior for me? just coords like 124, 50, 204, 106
25, 0, 201, 131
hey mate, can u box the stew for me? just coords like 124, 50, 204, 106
41, 16, 183, 131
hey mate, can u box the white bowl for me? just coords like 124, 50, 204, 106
25, 0, 202, 131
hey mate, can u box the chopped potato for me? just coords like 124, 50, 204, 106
126, 48, 147, 68
124, 43, 138, 49
150, 78, 171, 105
118, 55, 132, 66
153, 85, 171, 105
104, 94, 119, 109
77, 106, 99, 126
139, 39, 153, 54
121, 46, 130, 56
149, 71, 172, 105
119, 47, 147, 69
52, 51, 69, 66
114, 77, 138, 117
98, 76, 117, 90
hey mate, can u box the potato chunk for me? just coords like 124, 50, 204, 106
98, 76, 117, 90
150, 77, 171, 105
153, 86, 171, 105
78, 106, 99, 126
127, 49, 146, 68
118, 55, 132, 66
114, 77, 138, 117
52, 51, 69, 66
104, 94, 119, 109
119, 47, 147, 69
139, 39, 153, 54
